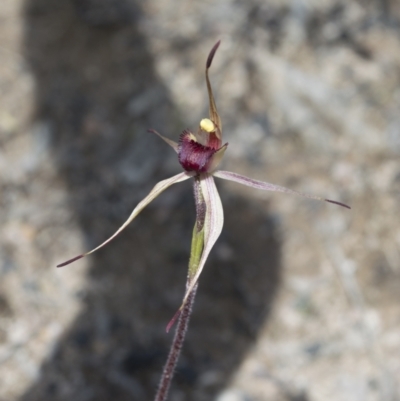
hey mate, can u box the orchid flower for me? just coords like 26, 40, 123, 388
58, 41, 350, 331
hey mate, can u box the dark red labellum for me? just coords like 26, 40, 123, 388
178, 130, 216, 173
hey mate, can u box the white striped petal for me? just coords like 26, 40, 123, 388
213, 170, 350, 209
58, 171, 193, 267
180, 174, 224, 308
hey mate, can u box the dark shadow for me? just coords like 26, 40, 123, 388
20, 1, 282, 400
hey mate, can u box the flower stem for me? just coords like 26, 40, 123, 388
154, 282, 198, 401
154, 178, 205, 401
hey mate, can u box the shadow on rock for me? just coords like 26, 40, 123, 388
20, 1, 282, 399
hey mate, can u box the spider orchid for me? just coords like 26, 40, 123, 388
58, 41, 350, 331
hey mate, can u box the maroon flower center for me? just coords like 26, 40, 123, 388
178, 130, 217, 173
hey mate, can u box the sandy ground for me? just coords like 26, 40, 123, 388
0, 0, 399, 400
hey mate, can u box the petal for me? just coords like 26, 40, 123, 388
205, 40, 222, 136
207, 143, 228, 173
213, 170, 351, 209
179, 174, 224, 309
57, 172, 193, 267
148, 129, 179, 153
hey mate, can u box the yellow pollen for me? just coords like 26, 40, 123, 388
200, 118, 215, 133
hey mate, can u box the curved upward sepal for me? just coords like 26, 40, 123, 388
205, 41, 222, 136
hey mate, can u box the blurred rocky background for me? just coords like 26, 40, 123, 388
0, 0, 399, 400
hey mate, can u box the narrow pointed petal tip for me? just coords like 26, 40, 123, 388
206, 40, 221, 69
148, 128, 179, 153
166, 309, 181, 333
57, 254, 85, 268
326, 199, 351, 209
